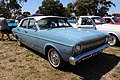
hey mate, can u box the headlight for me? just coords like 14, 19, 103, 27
73, 44, 82, 54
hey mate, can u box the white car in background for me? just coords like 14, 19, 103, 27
70, 16, 120, 46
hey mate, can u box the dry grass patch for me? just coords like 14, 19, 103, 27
0, 37, 120, 80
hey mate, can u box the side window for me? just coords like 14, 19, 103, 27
37, 18, 70, 29
37, 19, 50, 30
58, 19, 69, 27
81, 18, 92, 25
20, 19, 28, 28
28, 19, 37, 30
104, 18, 112, 23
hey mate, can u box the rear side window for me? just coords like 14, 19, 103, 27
112, 17, 120, 22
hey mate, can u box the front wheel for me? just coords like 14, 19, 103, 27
108, 35, 118, 46
48, 48, 63, 68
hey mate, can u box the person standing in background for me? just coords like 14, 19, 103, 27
16, 12, 24, 23
0, 14, 11, 41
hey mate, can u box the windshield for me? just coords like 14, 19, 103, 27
37, 17, 72, 29
112, 17, 120, 22
91, 17, 107, 25
67, 17, 77, 23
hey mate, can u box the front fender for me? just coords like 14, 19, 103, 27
44, 43, 74, 61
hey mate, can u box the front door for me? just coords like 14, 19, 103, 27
25, 18, 38, 50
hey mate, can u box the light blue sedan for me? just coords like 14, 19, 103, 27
12, 16, 109, 68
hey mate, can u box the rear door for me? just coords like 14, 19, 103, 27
17, 19, 29, 45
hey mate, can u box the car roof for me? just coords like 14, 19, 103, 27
6, 19, 15, 21
26, 16, 64, 21
79, 16, 101, 18
103, 16, 115, 18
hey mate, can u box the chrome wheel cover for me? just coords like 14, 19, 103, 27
48, 49, 60, 68
108, 35, 116, 46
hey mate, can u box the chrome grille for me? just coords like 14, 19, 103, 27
81, 36, 106, 53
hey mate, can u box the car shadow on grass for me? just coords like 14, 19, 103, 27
24, 45, 48, 60
23, 46, 120, 80
61, 53, 120, 80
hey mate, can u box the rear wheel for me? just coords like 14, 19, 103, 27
48, 48, 63, 68
108, 35, 118, 46
17, 37, 23, 46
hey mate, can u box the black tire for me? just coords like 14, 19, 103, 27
48, 48, 64, 68
109, 35, 118, 46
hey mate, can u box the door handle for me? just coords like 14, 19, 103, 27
25, 31, 27, 33
17, 29, 20, 31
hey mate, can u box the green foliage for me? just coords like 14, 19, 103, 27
69, 0, 98, 16
0, 0, 117, 18
0, 1, 10, 18
67, 2, 75, 16
36, 0, 66, 16
97, 0, 116, 16
36, 0, 116, 17
69, 0, 115, 16
112, 13, 120, 17
0, 0, 27, 18
23, 11, 30, 17
67, 3, 74, 12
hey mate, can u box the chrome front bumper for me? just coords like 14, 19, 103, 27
69, 43, 109, 65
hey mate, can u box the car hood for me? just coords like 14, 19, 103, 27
114, 22, 120, 25
39, 27, 108, 46
96, 24, 120, 29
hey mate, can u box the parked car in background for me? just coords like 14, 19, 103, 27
67, 17, 78, 23
7, 19, 18, 32
103, 16, 120, 25
117, 17, 120, 20
74, 16, 120, 46
68, 16, 96, 30
12, 16, 109, 68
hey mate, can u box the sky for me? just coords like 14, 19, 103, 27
22, 0, 120, 14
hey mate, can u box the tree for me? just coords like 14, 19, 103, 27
113, 13, 120, 17
73, 0, 115, 16
0, 0, 27, 18
73, 0, 98, 16
36, 0, 65, 16
67, 2, 75, 17
23, 11, 30, 17
0, 1, 10, 17
97, 0, 116, 16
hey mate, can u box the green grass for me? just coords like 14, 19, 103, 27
0, 37, 120, 80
